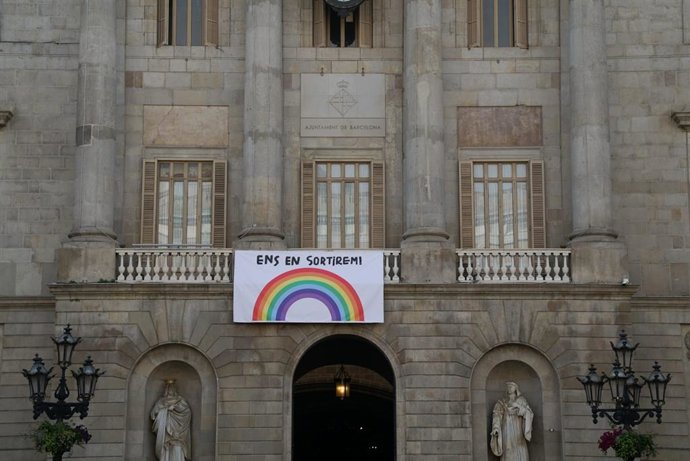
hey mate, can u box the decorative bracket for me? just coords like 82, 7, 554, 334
671, 111, 690, 132
0, 110, 13, 128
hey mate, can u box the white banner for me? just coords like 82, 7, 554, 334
233, 250, 384, 323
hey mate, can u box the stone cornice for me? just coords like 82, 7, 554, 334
0, 296, 55, 309
631, 296, 690, 309
49, 282, 639, 301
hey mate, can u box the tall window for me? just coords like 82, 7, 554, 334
141, 160, 226, 247
459, 160, 545, 248
302, 160, 385, 248
157, 0, 218, 47
313, 0, 373, 48
468, 0, 527, 48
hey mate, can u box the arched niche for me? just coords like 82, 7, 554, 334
125, 343, 217, 461
471, 344, 562, 461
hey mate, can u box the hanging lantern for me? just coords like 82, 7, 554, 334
334, 365, 351, 400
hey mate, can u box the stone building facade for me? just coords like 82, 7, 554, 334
1, 0, 690, 459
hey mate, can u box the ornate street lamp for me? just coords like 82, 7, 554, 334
22, 325, 105, 421
577, 330, 670, 429
334, 365, 351, 400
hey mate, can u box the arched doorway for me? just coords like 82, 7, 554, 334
293, 335, 396, 460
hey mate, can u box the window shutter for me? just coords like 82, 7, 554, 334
205, 0, 219, 46
467, 0, 480, 48
302, 161, 315, 247
141, 160, 157, 244
530, 160, 545, 248
371, 161, 385, 248
212, 160, 227, 248
157, 0, 169, 47
459, 161, 475, 248
514, 0, 528, 49
313, 0, 327, 47
358, 0, 373, 48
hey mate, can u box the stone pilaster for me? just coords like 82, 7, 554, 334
236, 0, 285, 249
568, 0, 627, 283
57, 0, 118, 282
400, 0, 454, 282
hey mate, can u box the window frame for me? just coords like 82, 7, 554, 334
157, 0, 218, 47
302, 159, 385, 249
467, 0, 527, 49
313, 0, 373, 48
459, 159, 545, 249
141, 159, 226, 248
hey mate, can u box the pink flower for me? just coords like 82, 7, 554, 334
598, 428, 623, 454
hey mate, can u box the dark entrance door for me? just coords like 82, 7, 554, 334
292, 335, 395, 461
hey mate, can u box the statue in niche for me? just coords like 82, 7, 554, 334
490, 381, 533, 461
151, 379, 192, 461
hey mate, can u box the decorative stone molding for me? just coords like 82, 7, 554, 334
0, 110, 14, 128
672, 112, 690, 132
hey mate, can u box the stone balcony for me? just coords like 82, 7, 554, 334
115, 246, 571, 284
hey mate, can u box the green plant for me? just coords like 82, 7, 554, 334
30, 421, 91, 458
614, 430, 656, 460
598, 427, 656, 461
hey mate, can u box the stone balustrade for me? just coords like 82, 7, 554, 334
116, 247, 233, 282
116, 248, 402, 284
456, 249, 571, 283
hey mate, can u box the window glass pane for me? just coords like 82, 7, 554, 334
188, 163, 198, 179
330, 182, 341, 248
345, 164, 355, 178
316, 182, 328, 248
201, 182, 212, 245
488, 164, 498, 178
502, 164, 512, 178
517, 182, 529, 248
502, 182, 514, 248
158, 182, 169, 244
344, 183, 355, 248
173, 161, 185, 177
191, 0, 202, 46
173, 181, 184, 244
159, 162, 170, 179
201, 162, 213, 179
488, 182, 499, 248
331, 164, 341, 177
474, 183, 485, 248
186, 182, 198, 244
317, 163, 328, 178
497, 0, 511, 47
359, 163, 369, 178
359, 182, 369, 248
474, 164, 483, 178
516, 164, 527, 178
176, 0, 187, 45
482, 0, 495, 46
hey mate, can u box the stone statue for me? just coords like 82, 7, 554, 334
490, 381, 533, 461
151, 379, 192, 461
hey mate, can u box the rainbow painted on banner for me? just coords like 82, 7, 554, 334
252, 268, 365, 321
